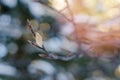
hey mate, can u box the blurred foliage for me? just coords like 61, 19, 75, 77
0, 0, 120, 80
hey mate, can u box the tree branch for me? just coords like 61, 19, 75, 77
27, 0, 85, 61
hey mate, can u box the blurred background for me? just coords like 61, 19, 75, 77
1, 0, 120, 80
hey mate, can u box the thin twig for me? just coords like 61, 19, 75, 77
27, 21, 79, 60
65, 0, 74, 21
44, 53, 77, 61
27, 19, 36, 37
59, 6, 67, 13
27, 31, 83, 60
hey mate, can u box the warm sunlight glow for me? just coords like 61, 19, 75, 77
84, 0, 120, 22
51, 0, 120, 57
69, 0, 120, 33
50, 0, 66, 11
97, 25, 110, 32
69, 0, 120, 23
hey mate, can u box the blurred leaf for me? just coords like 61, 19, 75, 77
39, 23, 50, 31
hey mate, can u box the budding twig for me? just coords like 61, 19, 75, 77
27, 20, 80, 60
27, 0, 85, 61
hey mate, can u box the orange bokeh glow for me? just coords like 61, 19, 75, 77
51, 0, 120, 57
